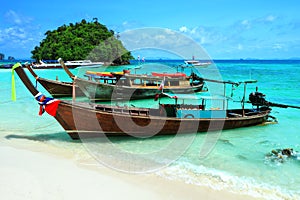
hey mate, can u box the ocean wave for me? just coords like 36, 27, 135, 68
155, 161, 299, 200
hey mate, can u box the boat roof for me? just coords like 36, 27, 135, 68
161, 92, 230, 100
124, 74, 186, 80
202, 78, 257, 85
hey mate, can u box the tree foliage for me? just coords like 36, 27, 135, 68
31, 19, 133, 65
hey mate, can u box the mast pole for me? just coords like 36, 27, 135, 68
58, 58, 75, 79
223, 83, 226, 109
242, 82, 247, 116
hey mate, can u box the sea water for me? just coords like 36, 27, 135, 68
1, 60, 300, 199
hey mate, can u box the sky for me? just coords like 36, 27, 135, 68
0, 0, 299, 59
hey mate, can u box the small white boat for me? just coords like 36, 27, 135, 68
65, 60, 104, 66
184, 60, 212, 67
32, 59, 103, 69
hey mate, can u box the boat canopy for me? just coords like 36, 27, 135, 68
160, 92, 229, 111
161, 92, 230, 100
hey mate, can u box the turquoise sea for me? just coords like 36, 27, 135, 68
1, 60, 300, 199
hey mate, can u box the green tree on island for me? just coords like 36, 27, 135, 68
31, 19, 134, 65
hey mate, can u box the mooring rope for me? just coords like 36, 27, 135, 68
32, 121, 58, 131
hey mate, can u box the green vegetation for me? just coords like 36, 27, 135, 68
31, 19, 134, 65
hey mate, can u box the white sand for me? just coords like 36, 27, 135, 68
0, 144, 260, 200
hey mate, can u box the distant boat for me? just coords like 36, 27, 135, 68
13, 63, 273, 140
0, 63, 14, 69
184, 60, 212, 67
32, 59, 103, 69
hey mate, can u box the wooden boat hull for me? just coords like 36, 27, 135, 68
36, 78, 85, 98
75, 78, 204, 101
54, 101, 270, 139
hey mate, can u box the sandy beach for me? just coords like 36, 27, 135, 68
0, 141, 260, 200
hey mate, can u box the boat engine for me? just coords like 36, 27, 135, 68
249, 91, 300, 109
249, 91, 269, 107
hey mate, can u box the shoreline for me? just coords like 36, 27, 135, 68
0, 139, 260, 200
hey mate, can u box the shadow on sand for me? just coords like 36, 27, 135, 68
5, 132, 78, 143
5, 132, 182, 144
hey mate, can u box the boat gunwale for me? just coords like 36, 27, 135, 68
75, 76, 204, 89
59, 100, 270, 121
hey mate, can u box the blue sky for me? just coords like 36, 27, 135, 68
0, 0, 299, 59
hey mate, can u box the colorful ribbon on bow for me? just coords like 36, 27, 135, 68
11, 63, 22, 101
35, 92, 60, 116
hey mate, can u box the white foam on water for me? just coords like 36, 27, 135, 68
155, 161, 299, 200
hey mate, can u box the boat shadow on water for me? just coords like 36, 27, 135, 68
4, 132, 76, 143
4, 131, 178, 143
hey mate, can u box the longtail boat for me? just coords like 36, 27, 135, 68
24, 64, 85, 98
13, 63, 274, 140
59, 59, 205, 101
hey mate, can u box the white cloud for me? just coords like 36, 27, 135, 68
4, 27, 27, 39
241, 20, 251, 29
265, 15, 276, 22
120, 27, 211, 59
200, 37, 206, 44
0, 31, 5, 43
177, 26, 227, 46
273, 43, 283, 50
4, 10, 32, 25
5, 10, 22, 24
0, 11, 42, 58
241, 20, 249, 25
154, 35, 166, 40
172, 14, 300, 58
237, 44, 243, 50
112, 20, 144, 32
179, 26, 188, 33
164, 28, 175, 35
190, 28, 197, 34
